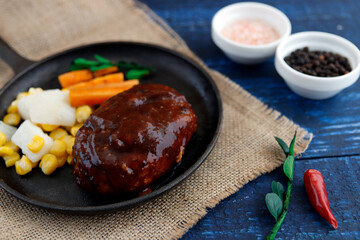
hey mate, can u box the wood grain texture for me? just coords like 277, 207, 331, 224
183, 157, 360, 239
140, 0, 360, 239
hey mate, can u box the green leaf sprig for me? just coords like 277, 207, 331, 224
69, 54, 155, 79
117, 61, 155, 80
265, 131, 297, 240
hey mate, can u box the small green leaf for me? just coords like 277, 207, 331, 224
89, 64, 115, 72
126, 69, 150, 79
289, 131, 297, 156
117, 61, 137, 69
274, 137, 289, 156
73, 58, 98, 67
117, 61, 155, 72
69, 64, 86, 71
94, 54, 111, 64
283, 155, 294, 181
271, 181, 285, 202
265, 193, 283, 220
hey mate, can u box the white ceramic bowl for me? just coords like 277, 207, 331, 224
211, 2, 291, 64
275, 31, 360, 100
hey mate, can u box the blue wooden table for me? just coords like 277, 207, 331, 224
141, 0, 360, 239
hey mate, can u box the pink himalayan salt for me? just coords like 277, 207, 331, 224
221, 19, 280, 45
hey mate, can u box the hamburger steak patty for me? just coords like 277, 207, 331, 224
73, 83, 197, 195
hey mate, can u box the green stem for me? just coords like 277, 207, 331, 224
266, 181, 293, 240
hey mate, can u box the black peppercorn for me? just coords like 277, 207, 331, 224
284, 47, 352, 77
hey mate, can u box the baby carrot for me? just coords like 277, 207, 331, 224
66, 73, 125, 90
69, 80, 139, 106
58, 70, 93, 88
93, 66, 119, 77
84, 79, 139, 89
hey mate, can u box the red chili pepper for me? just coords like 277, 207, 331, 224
304, 169, 338, 229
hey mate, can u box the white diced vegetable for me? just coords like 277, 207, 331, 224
17, 96, 31, 120
17, 89, 76, 126
0, 121, 17, 141
11, 120, 53, 162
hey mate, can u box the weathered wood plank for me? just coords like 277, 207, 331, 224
182, 156, 360, 239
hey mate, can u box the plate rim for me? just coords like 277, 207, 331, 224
0, 41, 223, 214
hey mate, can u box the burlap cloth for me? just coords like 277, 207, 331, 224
0, 0, 312, 239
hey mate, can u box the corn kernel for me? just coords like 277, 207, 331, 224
4, 141, 20, 152
60, 135, 75, 155
41, 124, 59, 132
30, 160, 38, 168
67, 145, 74, 155
3, 152, 20, 167
57, 154, 67, 168
16, 92, 28, 100
27, 135, 45, 153
15, 156, 32, 175
4, 141, 19, 152
49, 128, 68, 140
28, 87, 43, 95
60, 134, 72, 143
67, 155, 73, 165
7, 100, 18, 114
0, 132, 6, 146
3, 113, 21, 126
76, 105, 92, 123
0, 146, 14, 157
50, 139, 67, 157
40, 153, 57, 175
70, 124, 83, 137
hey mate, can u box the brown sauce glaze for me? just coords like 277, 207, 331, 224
73, 84, 197, 195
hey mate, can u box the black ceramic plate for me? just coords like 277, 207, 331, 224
0, 42, 222, 214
